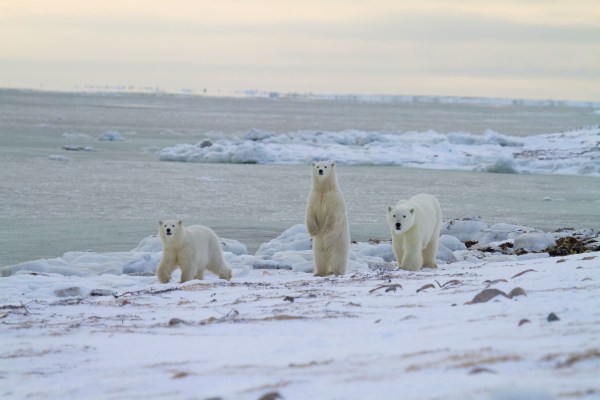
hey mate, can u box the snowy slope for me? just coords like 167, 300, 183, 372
1, 222, 599, 399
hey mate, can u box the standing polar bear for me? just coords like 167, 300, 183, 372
305, 161, 350, 276
386, 194, 442, 271
156, 220, 232, 283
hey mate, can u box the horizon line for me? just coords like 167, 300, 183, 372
1, 85, 599, 108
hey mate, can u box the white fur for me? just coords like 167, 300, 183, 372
305, 161, 350, 276
156, 220, 232, 283
386, 193, 442, 271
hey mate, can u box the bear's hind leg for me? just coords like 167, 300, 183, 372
207, 261, 232, 281
327, 246, 348, 276
193, 268, 205, 281
179, 264, 197, 283
422, 238, 439, 269
313, 241, 328, 276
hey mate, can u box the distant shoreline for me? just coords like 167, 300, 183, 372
1, 86, 599, 109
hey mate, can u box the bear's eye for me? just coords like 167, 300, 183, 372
402, 215, 406, 218
392, 214, 396, 218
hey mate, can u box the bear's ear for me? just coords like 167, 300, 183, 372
158, 220, 163, 226
387, 206, 392, 213
312, 161, 316, 167
330, 161, 336, 167
410, 208, 415, 214
178, 220, 183, 226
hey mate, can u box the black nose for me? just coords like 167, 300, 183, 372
395, 223, 401, 230
166, 228, 171, 233
318, 169, 323, 175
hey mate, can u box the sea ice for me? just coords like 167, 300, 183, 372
98, 131, 125, 141
158, 126, 600, 176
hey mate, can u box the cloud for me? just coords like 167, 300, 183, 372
1, 0, 599, 100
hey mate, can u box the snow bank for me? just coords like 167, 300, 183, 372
2, 219, 597, 282
159, 126, 600, 176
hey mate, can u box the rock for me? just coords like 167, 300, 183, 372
90, 289, 115, 297
547, 312, 560, 322
252, 259, 293, 270
54, 287, 82, 297
199, 139, 213, 148
49, 154, 69, 162
98, 131, 124, 141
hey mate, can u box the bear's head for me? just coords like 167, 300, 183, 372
312, 161, 336, 182
386, 204, 415, 234
158, 219, 183, 243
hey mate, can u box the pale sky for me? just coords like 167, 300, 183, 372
1, 0, 599, 100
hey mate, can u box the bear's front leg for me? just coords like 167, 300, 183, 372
321, 212, 338, 234
400, 252, 423, 271
156, 256, 176, 283
306, 214, 319, 237
422, 239, 439, 269
179, 264, 196, 283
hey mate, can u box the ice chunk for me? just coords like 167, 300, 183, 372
98, 131, 124, 141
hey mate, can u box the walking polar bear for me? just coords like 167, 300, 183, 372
156, 220, 232, 283
305, 161, 350, 276
386, 193, 442, 271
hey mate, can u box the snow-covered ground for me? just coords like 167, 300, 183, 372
2, 220, 599, 399
159, 126, 600, 177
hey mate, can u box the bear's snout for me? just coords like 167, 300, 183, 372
395, 222, 401, 230
166, 228, 172, 235
318, 169, 324, 175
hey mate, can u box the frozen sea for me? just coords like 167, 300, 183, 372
0, 89, 599, 266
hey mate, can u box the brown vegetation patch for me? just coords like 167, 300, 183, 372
557, 349, 600, 368
546, 236, 597, 256
465, 240, 478, 248
465, 287, 526, 304
289, 359, 333, 368
450, 354, 522, 369
369, 284, 403, 294
510, 269, 537, 279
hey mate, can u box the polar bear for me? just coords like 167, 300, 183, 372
156, 220, 232, 283
386, 193, 442, 271
305, 161, 350, 276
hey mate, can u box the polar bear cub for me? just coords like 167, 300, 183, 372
386, 193, 442, 271
305, 161, 350, 276
156, 220, 232, 283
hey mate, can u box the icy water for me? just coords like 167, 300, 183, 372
1, 89, 599, 266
